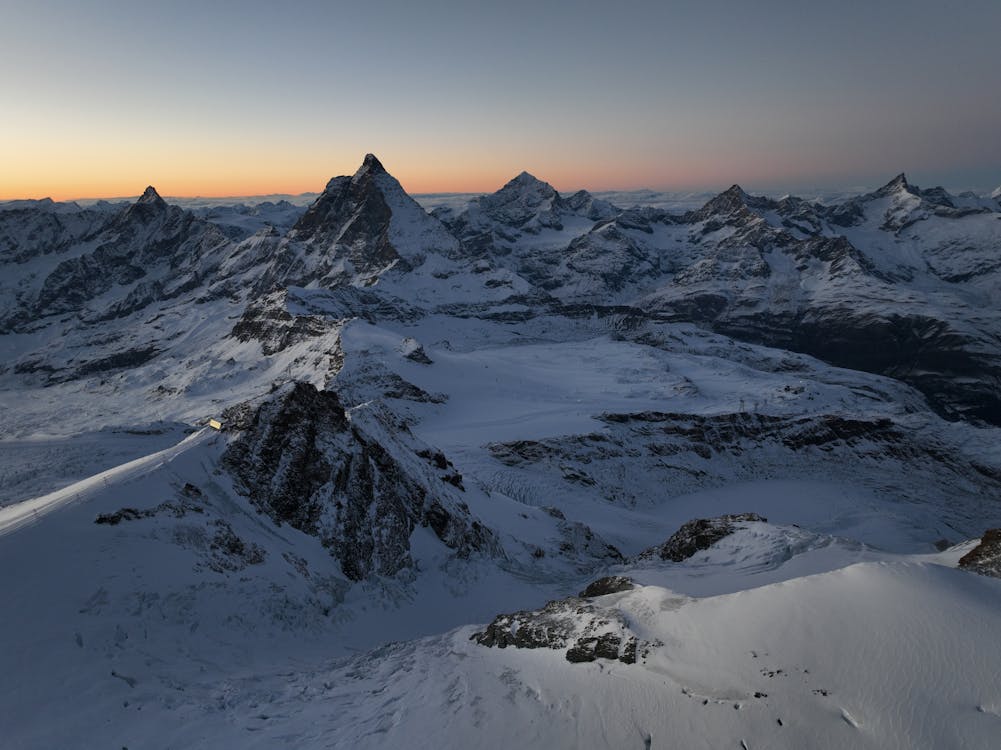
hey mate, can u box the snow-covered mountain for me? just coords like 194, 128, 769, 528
2, 156, 1001, 749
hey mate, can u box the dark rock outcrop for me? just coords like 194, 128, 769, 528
579, 576, 635, 598
958, 529, 1001, 578
222, 382, 497, 580
94, 495, 206, 525
230, 290, 334, 355
207, 519, 267, 571
471, 595, 644, 665
640, 513, 767, 562
711, 310, 1001, 425
0, 203, 112, 266
288, 154, 404, 276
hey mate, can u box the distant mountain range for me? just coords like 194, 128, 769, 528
2, 155, 1000, 749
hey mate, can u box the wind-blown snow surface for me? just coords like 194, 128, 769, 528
2, 157, 1001, 748
308, 559, 1001, 750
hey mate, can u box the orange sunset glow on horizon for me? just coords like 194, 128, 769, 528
2, 1, 998, 203
8, 145, 984, 203
0, 147, 731, 203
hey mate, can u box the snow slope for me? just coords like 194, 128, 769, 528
295, 559, 1001, 750
0, 427, 210, 537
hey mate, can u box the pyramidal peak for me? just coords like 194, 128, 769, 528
693, 184, 752, 215
120, 185, 168, 222
289, 153, 457, 265
313, 154, 393, 199
888, 172, 909, 188
354, 153, 387, 179
504, 170, 552, 190
871, 172, 914, 198
137, 185, 166, 206
492, 171, 561, 207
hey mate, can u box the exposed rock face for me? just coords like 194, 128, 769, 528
558, 223, 662, 297
958, 529, 1001, 578
458, 171, 568, 232
0, 203, 111, 265
598, 412, 904, 450
711, 310, 1001, 425
828, 173, 988, 232
130, 185, 169, 214
92, 488, 266, 573
486, 407, 1001, 539
564, 189, 618, 222
230, 290, 335, 355
3, 187, 231, 331
640, 513, 767, 562
207, 519, 267, 571
438, 172, 622, 280
233, 154, 460, 293
471, 595, 643, 665
222, 382, 498, 580
579, 576, 635, 598
554, 517, 625, 564
489, 411, 951, 499
289, 154, 404, 276
684, 184, 776, 224
630, 174, 1001, 425
400, 337, 432, 364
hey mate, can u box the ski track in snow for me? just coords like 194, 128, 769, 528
0, 427, 212, 538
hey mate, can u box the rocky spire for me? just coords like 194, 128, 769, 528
120, 185, 168, 223
354, 153, 387, 179
137, 185, 165, 206
688, 184, 756, 221
870, 173, 914, 198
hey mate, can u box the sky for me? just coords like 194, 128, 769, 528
1, 0, 999, 200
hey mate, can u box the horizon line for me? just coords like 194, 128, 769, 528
2, 171, 999, 205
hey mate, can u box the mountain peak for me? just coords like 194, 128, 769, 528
120, 185, 168, 222
691, 184, 753, 218
137, 185, 166, 206
496, 171, 559, 201
355, 153, 387, 178
507, 170, 547, 187
873, 173, 912, 195
685, 183, 786, 224
565, 189, 619, 221
290, 153, 458, 272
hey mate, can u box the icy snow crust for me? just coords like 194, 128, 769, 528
2, 159, 1001, 748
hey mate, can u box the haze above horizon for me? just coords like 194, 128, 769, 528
3, 0, 999, 200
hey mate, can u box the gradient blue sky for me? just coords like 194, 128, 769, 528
2, 0, 999, 198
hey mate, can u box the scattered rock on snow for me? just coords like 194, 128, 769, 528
94, 497, 205, 525
208, 520, 267, 571
471, 595, 645, 665
639, 513, 767, 562
400, 337, 433, 364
